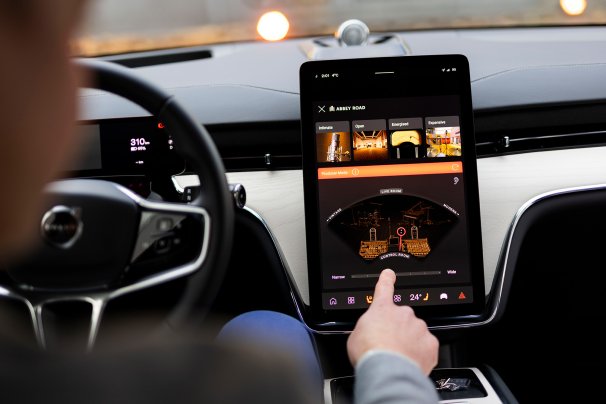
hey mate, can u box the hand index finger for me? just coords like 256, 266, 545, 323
372, 269, 396, 306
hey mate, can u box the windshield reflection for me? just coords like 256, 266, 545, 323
76, 0, 606, 56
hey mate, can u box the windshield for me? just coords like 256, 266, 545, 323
76, 0, 605, 56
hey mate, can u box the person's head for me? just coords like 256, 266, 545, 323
0, 0, 89, 256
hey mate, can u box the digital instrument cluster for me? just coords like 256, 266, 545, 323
73, 117, 184, 176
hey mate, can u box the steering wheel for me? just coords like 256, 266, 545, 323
0, 60, 234, 350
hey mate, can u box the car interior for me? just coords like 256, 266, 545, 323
1, 1, 606, 402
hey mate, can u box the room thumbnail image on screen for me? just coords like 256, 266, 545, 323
316, 131, 352, 163
353, 130, 388, 161
328, 194, 458, 262
426, 126, 461, 158
389, 130, 424, 159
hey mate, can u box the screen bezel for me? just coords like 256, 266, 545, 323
299, 55, 486, 331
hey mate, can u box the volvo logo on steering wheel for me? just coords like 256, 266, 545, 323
40, 206, 83, 249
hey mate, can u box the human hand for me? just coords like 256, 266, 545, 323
347, 269, 439, 375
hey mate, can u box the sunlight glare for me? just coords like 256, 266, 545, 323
560, 0, 587, 16
257, 11, 290, 41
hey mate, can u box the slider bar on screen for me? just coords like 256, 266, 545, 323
351, 271, 441, 279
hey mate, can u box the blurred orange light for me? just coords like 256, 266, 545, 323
257, 11, 289, 41
158, 122, 165, 129
560, 0, 587, 16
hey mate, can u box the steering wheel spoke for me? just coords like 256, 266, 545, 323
123, 196, 210, 289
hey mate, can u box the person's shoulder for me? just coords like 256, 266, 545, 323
0, 337, 314, 404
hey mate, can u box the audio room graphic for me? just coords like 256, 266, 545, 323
328, 194, 458, 261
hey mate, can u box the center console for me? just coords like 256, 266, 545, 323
325, 367, 516, 404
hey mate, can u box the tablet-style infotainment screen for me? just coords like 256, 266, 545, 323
300, 56, 485, 329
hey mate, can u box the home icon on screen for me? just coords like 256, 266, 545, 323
329, 298, 338, 306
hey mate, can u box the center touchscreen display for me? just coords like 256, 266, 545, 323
300, 56, 485, 328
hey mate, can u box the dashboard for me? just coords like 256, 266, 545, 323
76, 26, 606, 310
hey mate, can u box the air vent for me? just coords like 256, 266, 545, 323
100, 48, 212, 68
206, 121, 302, 171
474, 101, 606, 157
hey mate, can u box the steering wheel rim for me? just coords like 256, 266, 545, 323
0, 60, 234, 348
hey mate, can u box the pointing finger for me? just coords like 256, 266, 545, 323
372, 269, 396, 306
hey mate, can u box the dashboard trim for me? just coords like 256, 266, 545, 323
241, 207, 342, 334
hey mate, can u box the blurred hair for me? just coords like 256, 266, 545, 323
0, 1, 31, 17
0, 1, 34, 28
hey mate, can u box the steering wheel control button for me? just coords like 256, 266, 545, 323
40, 206, 83, 249
154, 237, 172, 254
157, 217, 174, 232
